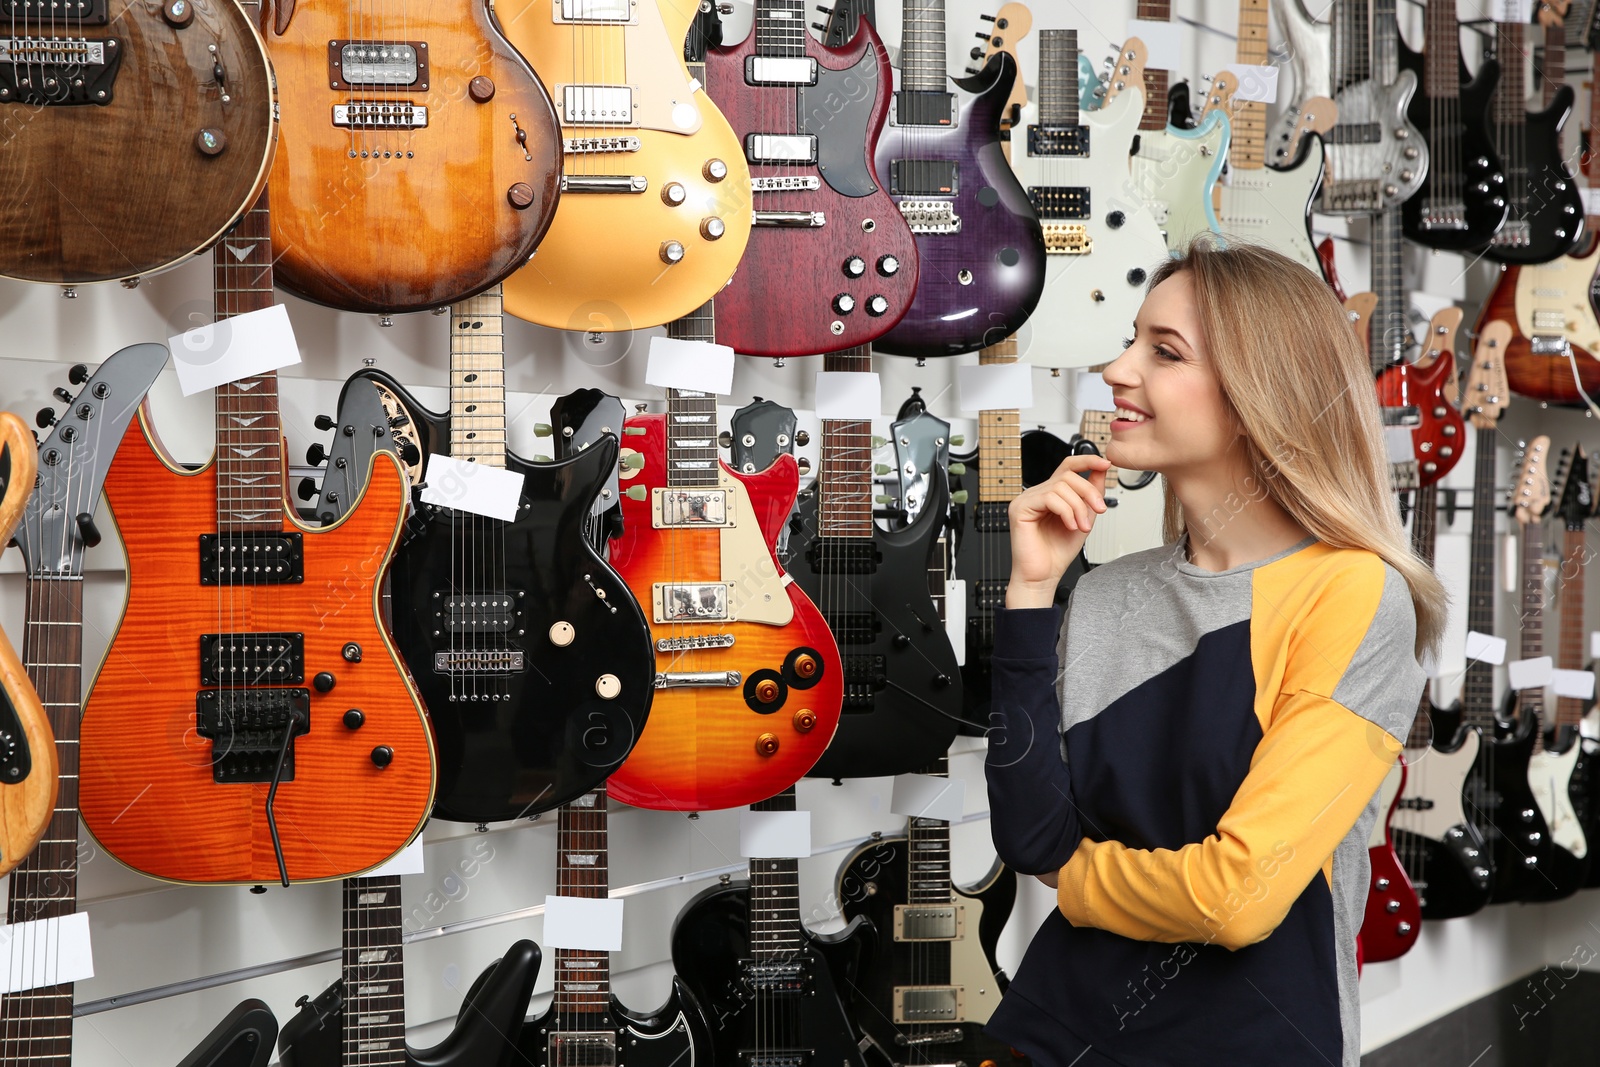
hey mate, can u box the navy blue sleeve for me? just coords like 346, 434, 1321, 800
985, 606, 1081, 876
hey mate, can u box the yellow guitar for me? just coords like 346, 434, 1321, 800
499, 0, 753, 332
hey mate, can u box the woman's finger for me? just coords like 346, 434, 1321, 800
1050, 482, 1094, 533
1053, 468, 1108, 513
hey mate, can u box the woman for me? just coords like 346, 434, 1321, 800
983, 240, 1447, 1067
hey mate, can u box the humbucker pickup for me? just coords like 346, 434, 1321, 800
746, 133, 817, 164
0, 36, 123, 106
1328, 122, 1381, 144
890, 159, 957, 196
333, 101, 427, 129
562, 84, 634, 125
745, 56, 818, 85
973, 579, 1007, 612
1029, 185, 1089, 220
200, 632, 305, 687
806, 537, 878, 574
1027, 124, 1089, 157
556, 0, 635, 22
437, 593, 520, 633
828, 613, 879, 644
199, 533, 304, 585
330, 40, 427, 92
893, 903, 963, 941
652, 487, 733, 528
737, 957, 812, 993
548, 1032, 618, 1067
195, 688, 310, 783
894, 90, 954, 126
974, 501, 1009, 534
654, 582, 730, 623
892, 986, 963, 1024
434, 650, 525, 673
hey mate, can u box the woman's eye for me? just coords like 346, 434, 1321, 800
1156, 346, 1181, 361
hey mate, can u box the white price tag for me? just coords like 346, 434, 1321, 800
1590, 630, 1600, 659
645, 336, 736, 395
957, 363, 1034, 412
1508, 656, 1553, 690
1465, 630, 1507, 666
1582, 188, 1600, 216
1223, 64, 1279, 103
1492, 0, 1534, 21
1383, 425, 1416, 463
1128, 19, 1182, 68
1553, 669, 1596, 700
946, 578, 967, 666
0, 913, 94, 994
369, 837, 426, 878
1074, 371, 1115, 412
891, 774, 966, 823
815, 371, 881, 420
543, 896, 625, 952
419, 454, 527, 522
740, 809, 812, 859
170, 304, 301, 397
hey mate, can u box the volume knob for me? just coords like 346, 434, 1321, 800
843, 255, 867, 277
370, 746, 394, 768
833, 293, 856, 314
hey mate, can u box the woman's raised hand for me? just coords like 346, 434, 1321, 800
1006, 454, 1112, 609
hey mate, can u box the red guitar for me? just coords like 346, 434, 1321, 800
1375, 306, 1468, 489
1360, 755, 1423, 962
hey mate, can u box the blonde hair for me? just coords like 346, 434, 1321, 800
1145, 237, 1448, 660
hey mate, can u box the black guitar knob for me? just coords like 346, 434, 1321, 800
893, 634, 910, 649
313, 672, 336, 693
343, 709, 365, 730
1127, 267, 1147, 286
1106, 210, 1126, 229
370, 746, 394, 768
933, 673, 952, 687
296, 477, 319, 501
306, 443, 327, 466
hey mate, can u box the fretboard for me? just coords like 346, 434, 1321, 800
819, 346, 875, 538
1424, 0, 1463, 99
554, 787, 613, 1014
1371, 0, 1399, 83
977, 338, 1023, 503
749, 787, 803, 959
212, 192, 284, 533
1370, 209, 1407, 371
449, 285, 508, 468
1037, 29, 1079, 127
1137, 0, 1170, 131
906, 755, 954, 904
1493, 21, 1528, 127
1462, 426, 1498, 729
754, 0, 807, 57
1557, 524, 1587, 728
900, 0, 948, 92
1404, 487, 1439, 749
664, 301, 721, 489
1332, 0, 1372, 94
1229, 0, 1269, 169
1518, 510, 1548, 751
341, 876, 407, 1065
1541, 13, 1565, 110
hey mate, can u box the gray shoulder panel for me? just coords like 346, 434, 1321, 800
1328, 563, 1426, 744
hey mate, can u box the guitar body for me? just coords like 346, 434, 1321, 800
177, 1000, 278, 1067
873, 52, 1046, 358
278, 940, 541, 1067
1472, 695, 1556, 903
262, 0, 561, 312
80, 414, 434, 884
0, 0, 276, 283
1020, 427, 1164, 567
1398, 50, 1508, 251
1522, 729, 1590, 901
703, 17, 919, 354
1361, 760, 1420, 963
1391, 703, 1490, 920
1008, 88, 1168, 369
499, 0, 753, 332
1321, 72, 1425, 214
671, 879, 872, 1067
520, 985, 711, 1067
947, 450, 1011, 732
1128, 111, 1228, 253
1484, 86, 1585, 265
1583, 704, 1600, 888
1374, 343, 1467, 486
606, 413, 842, 810
786, 471, 963, 780
1216, 137, 1325, 274
1488, 239, 1600, 405
1277, 0, 1331, 104
354, 373, 656, 824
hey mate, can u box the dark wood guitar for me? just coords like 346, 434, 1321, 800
1399, 0, 1509, 251
261, 0, 561, 313
0, 0, 276, 284
79, 194, 436, 885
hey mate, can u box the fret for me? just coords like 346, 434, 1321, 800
900, 0, 949, 93
1462, 427, 1498, 728
1539, 9, 1565, 110
754, 0, 807, 58
1036, 30, 1079, 128
1493, 21, 1528, 126
820, 346, 875, 538
747, 787, 805, 959
1332, 1, 1370, 95
1228, 0, 1270, 169
1424, 0, 1462, 99
976, 340, 1023, 503
1369, 209, 1407, 370
1517, 496, 1547, 752
554, 785, 613, 1013
1137, 0, 1172, 131
342, 875, 408, 1065
447, 287, 509, 469
1371, 0, 1399, 84
1557, 521, 1587, 728
662, 302, 723, 489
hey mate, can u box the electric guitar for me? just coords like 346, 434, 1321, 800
518, 786, 713, 1067
4, 343, 168, 1065
672, 785, 875, 1067
80, 193, 436, 885
499, 0, 753, 332
278, 877, 542, 1066
0, 0, 276, 284
702, 0, 919, 355
606, 302, 843, 811
179, 1000, 278, 1067
1375, 303, 1467, 490
1360, 756, 1421, 962
261, 0, 562, 313
1554, 446, 1600, 890
1398, 0, 1509, 251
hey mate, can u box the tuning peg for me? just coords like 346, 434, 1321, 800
624, 485, 648, 501
965, 66, 982, 75
532, 454, 553, 464
872, 435, 887, 448
875, 494, 896, 505
975, 31, 992, 41
948, 462, 967, 475
950, 435, 966, 446
314, 414, 336, 432
621, 453, 646, 470
68, 363, 90, 385
306, 443, 327, 465
35, 408, 56, 429
75, 512, 102, 548
52, 387, 73, 405
951, 490, 970, 504
811, 20, 825, 30
718, 430, 733, 448
533, 423, 553, 437
623, 425, 647, 436
795, 429, 810, 446
970, 46, 985, 59
979, 11, 997, 20
874, 463, 893, 475
296, 477, 319, 501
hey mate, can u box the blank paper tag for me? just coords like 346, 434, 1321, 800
1492, 0, 1534, 21
1590, 631, 1600, 659
368, 837, 425, 878
1383, 426, 1416, 463
957, 363, 1034, 412
645, 336, 736, 395
1508, 656, 1554, 690
1128, 19, 1181, 68
946, 578, 967, 666
891, 774, 965, 823
1554, 669, 1596, 700
543, 896, 624, 952
815, 371, 881, 419
740, 809, 812, 859
1465, 631, 1508, 666
170, 304, 301, 397
1583, 188, 1600, 216
0, 913, 93, 994
419, 454, 526, 522
1075, 372, 1115, 412
1223, 64, 1279, 103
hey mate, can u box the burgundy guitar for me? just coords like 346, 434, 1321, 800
703, 0, 919, 355
1375, 306, 1467, 490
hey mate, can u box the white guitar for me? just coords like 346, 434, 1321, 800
1076, 410, 1165, 566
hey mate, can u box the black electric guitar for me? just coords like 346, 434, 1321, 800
834, 756, 1023, 1067
784, 345, 963, 780
278, 878, 542, 1066
518, 785, 713, 1067
316, 286, 656, 824
179, 1000, 278, 1067
551, 388, 632, 550
1551, 446, 1600, 890
672, 786, 875, 1067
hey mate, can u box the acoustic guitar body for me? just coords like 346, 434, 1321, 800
80, 415, 435, 885
500, 0, 753, 332
263, 0, 562, 312
0, 0, 276, 283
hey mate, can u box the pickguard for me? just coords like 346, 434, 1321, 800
1215, 140, 1321, 272
1513, 244, 1600, 356
1529, 745, 1586, 859
800, 45, 882, 198
946, 895, 1003, 1024
1129, 113, 1228, 251
1394, 733, 1478, 843
716, 466, 795, 627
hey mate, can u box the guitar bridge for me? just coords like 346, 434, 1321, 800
1042, 223, 1091, 254
196, 688, 311, 783
1532, 335, 1572, 356
333, 101, 428, 129
0, 36, 123, 106
898, 199, 961, 234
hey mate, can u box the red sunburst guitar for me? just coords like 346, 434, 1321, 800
79, 192, 435, 886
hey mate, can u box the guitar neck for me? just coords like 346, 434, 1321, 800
1404, 488, 1439, 749
213, 192, 284, 533
1036, 29, 1080, 127
899, 0, 948, 92
1494, 22, 1528, 127
749, 787, 803, 960
1371, 0, 1399, 83
1230, 0, 1269, 169
1518, 514, 1547, 750
754, 0, 809, 57
1137, 0, 1170, 131
1370, 209, 1407, 371
1557, 524, 1588, 727
1542, 14, 1565, 110
555, 786, 613, 1014
907, 755, 954, 904
1462, 427, 1499, 728
820, 346, 875, 538
976, 339, 1022, 504
1333, 0, 1373, 93
342, 876, 408, 1065
449, 285, 509, 468
1078, 410, 1121, 488
1424, 0, 1463, 99
664, 302, 722, 490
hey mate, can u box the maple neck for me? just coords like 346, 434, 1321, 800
555, 787, 612, 1014
1424, 0, 1463, 99
1137, 0, 1171, 131
1518, 512, 1547, 747
1557, 525, 1588, 726
664, 302, 721, 490
820, 346, 875, 538
755, 0, 808, 57
1037, 29, 1080, 127
342, 876, 407, 1065
1494, 22, 1528, 126
977, 338, 1023, 503
1542, 15, 1565, 110
1462, 427, 1498, 727
907, 756, 954, 903
1370, 209, 1407, 371
749, 787, 803, 960
449, 285, 508, 468
212, 191, 283, 533
900, 0, 947, 92
1230, 0, 1269, 169
1405, 489, 1439, 749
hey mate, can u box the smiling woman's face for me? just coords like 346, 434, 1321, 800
1099, 272, 1238, 477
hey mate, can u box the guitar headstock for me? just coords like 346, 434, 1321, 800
1283, 96, 1338, 161
1462, 321, 1513, 429
1101, 38, 1148, 108
888, 393, 955, 525
683, 0, 724, 64
1342, 292, 1378, 360
552, 388, 630, 519
1420, 306, 1465, 403
971, 3, 1033, 129
727, 397, 805, 475
1511, 435, 1553, 526
13, 343, 168, 578
1551, 444, 1591, 528
304, 377, 404, 525
1198, 70, 1240, 124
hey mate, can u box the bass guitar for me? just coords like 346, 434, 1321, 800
0, 0, 276, 284
262, 0, 562, 313
1360, 756, 1421, 962
5, 344, 168, 1065
1375, 300, 1467, 490
606, 302, 843, 811
1554, 446, 1600, 889
80, 193, 436, 885
672, 785, 875, 1067
518, 785, 713, 1066
1398, 0, 1508, 251
703, 0, 918, 355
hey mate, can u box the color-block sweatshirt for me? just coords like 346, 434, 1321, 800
983, 536, 1424, 1067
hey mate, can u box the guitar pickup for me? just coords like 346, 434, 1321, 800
200, 633, 305, 687
890, 160, 958, 196
561, 84, 634, 124
437, 593, 520, 633
746, 134, 817, 164
652, 487, 733, 528
0, 36, 123, 106
1026, 124, 1089, 157
653, 582, 731, 623
893, 904, 963, 941
199, 533, 304, 585
329, 40, 427, 92
892, 986, 963, 1024
547, 1033, 618, 1067
745, 56, 818, 85
556, 0, 635, 22
1029, 185, 1090, 220
333, 102, 427, 129
893, 90, 954, 126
